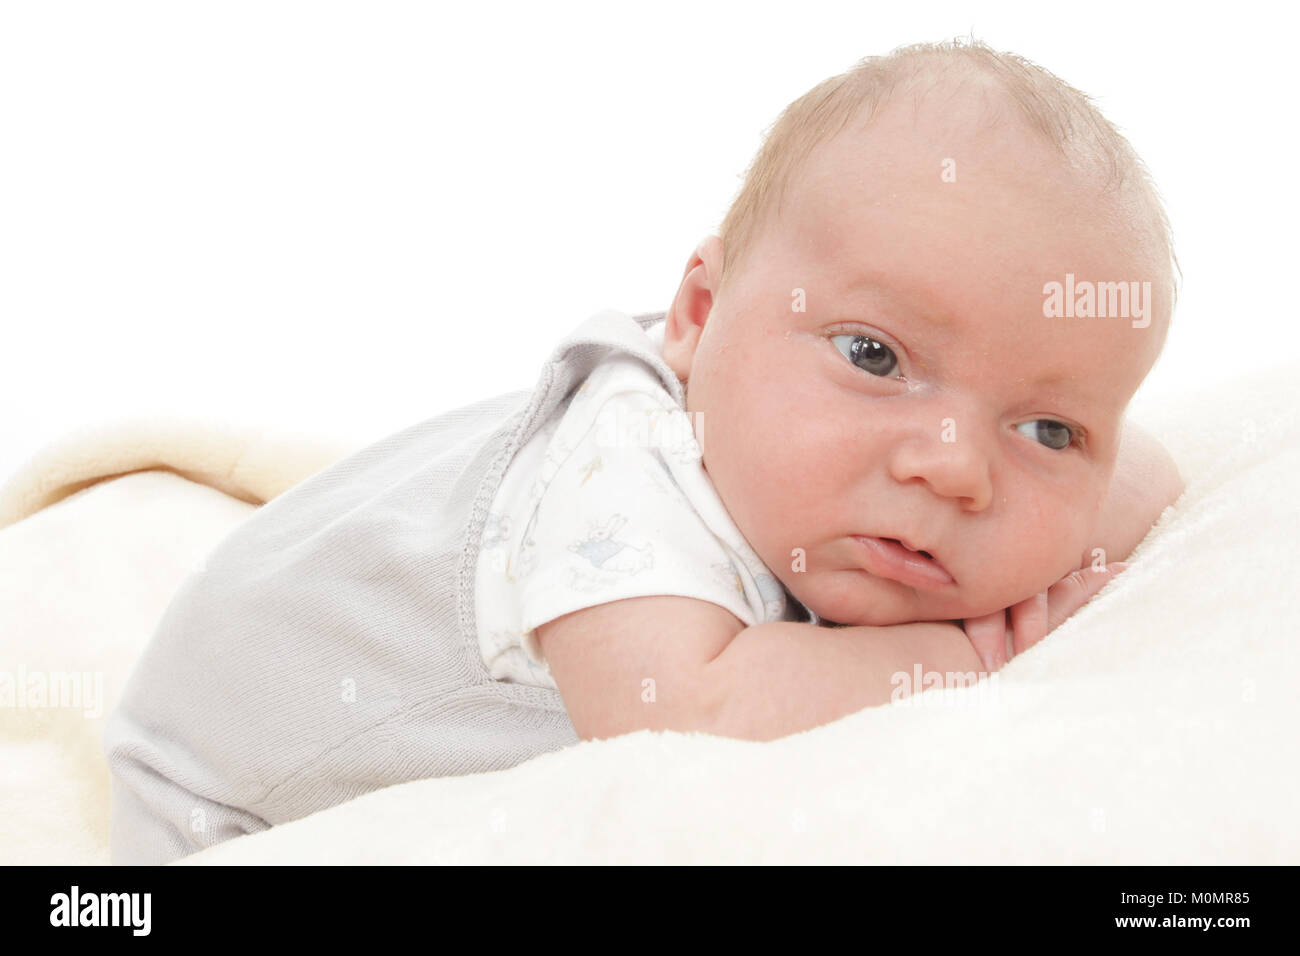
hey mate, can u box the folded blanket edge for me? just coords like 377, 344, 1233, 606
0, 417, 360, 531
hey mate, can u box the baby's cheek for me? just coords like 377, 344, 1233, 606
976, 523, 1081, 609
1027, 481, 1099, 571
1062, 502, 1105, 570
1027, 511, 1097, 589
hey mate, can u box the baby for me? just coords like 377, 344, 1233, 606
104, 38, 1184, 864
528, 41, 1184, 740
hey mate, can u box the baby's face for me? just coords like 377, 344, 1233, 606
662, 92, 1171, 626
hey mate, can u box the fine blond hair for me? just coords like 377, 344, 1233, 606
716, 38, 1180, 309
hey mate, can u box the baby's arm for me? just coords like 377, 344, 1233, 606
1083, 419, 1184, 568
704, 617, 981, 741
536, 596, 981, 743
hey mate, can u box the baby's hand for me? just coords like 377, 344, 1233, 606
961, 563, 1130, 673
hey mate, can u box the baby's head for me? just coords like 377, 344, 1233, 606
660, 39, 1177, 627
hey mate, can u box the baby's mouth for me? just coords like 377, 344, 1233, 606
851, 535, 955, 588
886, 537, 933, 559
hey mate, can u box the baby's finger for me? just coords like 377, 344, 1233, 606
1008, 590, 1050, 657
962, 609, 1010, 672
1045, 562, 1130, 633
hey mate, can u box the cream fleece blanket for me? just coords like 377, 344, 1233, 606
1, 361, 1297, 865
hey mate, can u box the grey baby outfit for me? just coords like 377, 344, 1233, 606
102, 308, 811, 865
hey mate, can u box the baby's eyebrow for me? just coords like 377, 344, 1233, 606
1015, 367, 1078, 389
843, 273, 955, 330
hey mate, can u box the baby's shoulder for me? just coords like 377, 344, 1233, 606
554, 356, 693, 458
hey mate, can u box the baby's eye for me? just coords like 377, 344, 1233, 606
1016, 419, 1074, 451
831, 334, 898, 378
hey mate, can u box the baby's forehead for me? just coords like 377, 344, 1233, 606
792, 154, 1171, 322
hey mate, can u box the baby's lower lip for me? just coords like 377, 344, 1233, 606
851, 536, 956, 588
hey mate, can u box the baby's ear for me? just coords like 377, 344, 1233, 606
1086, 421, 1183, 566
1119, 420, 1184, 513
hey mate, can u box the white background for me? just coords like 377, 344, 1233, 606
2, 0, 1297, 486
